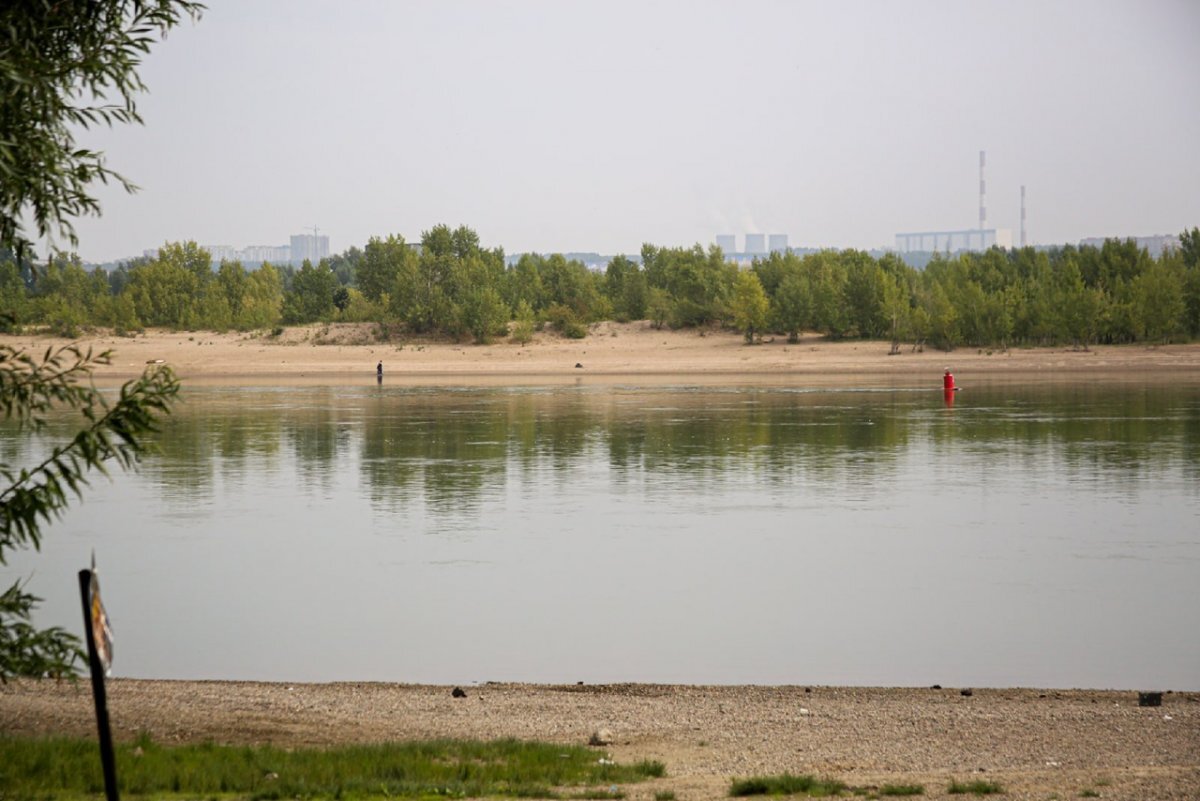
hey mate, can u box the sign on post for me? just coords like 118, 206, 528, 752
79, 554, 119, 801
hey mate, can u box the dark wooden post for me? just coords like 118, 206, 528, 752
79, 569, 119, 801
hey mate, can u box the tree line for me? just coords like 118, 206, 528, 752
3, 224, 1198, 350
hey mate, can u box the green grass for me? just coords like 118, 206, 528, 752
729, 774, 848, 797
879, 785, 924, 796
1079, 791, 1101, 798
0, 733, 665, 799
947, 779, 1004, 795
654, 792, 677, 801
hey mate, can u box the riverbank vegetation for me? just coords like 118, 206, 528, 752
4, 225, 1197, 351
0, 734, 665, 799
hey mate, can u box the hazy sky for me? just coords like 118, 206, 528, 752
60, 0, 1200, 262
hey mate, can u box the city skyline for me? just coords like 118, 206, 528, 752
44, 0, 1200, 264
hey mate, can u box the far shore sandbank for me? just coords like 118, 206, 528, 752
4, 322, 1200, 385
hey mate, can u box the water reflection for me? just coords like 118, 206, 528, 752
113, 383, 1200, 508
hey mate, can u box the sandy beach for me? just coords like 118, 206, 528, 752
3, 324, 1199, 799
4, 322, 1200, 385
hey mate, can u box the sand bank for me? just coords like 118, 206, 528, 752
4, 322, 1200, 385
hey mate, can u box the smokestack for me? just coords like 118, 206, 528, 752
1020, 185, 1027, 248
979, 150, 987, 231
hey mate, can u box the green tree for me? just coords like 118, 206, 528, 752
509, 299, 535, 345
647, 287, 672, 330
772, 273, 810, 343
0, 258, 30, 331
604, 255, 647, 321
1178, 229, 1200, 337
125, 242, 208, 328
459, 286, 510, 344
922, 282, 959, 350
730, 270, 769, 343
1131, 261, 1186, 343
1180, 227, 1200, 269
506, 254, 546, 313
237, 263, 284, 330
283, 260, 338, 324
880, 272, 910, 354
358, 235, 413, 303
0, 1, 204, 260
807, 253, 849, 338
841, 252, 888, 337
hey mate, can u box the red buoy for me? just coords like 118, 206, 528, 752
943, 369, 955, 391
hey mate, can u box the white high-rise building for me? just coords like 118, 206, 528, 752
290, 234, 330, 265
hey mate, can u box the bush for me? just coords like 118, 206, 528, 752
545, 303, 587, 339
730, 774, 847, 797
510, 300, 535, 345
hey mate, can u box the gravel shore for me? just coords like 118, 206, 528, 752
3, 679, 1197, 799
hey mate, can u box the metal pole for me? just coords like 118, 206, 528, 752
78, 569, 120, 801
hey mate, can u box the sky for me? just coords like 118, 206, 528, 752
57, 0, 1200, 263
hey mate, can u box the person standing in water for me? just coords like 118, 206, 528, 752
376, 361, 383, 380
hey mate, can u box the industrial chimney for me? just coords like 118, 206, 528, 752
1020, 185, 1027, 248
979, 150, 987, 231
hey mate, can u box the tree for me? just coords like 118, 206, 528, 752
125, 242, 208, 328
730, 270, 769, 343
880, 272, 910, 354
509, 299, 535, 345
459, 286, 509, 344
237, 263, 283, 330
1, 346, 180, 680
283, 260, 338, 324
1130, 261, 1186, 344
1180, 227, 1200, 270
772, 273, 810, 343
0, 1, 204, 261
358, 235, 412, 303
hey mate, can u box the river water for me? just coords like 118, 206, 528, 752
6, 379, 1199, 689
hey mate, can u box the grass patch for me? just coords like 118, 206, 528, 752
1079, 791, 1101, 798
0, 734, 664, 799
730, 774, 848, 797
947, 779, 1004, 795
879, 785, 924, 796
655, 793, 677, 801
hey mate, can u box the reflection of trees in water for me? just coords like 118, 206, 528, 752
141, 408, 287, 502
606, 397, 909, 488
356, 391, 914, 508
928, 384, 1200, 487
19, 383, 1192, 516
360, 393, 509, 514
284, 410, 349, 493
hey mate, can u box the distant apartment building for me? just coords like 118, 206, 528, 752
141, 233, 324, 268
894, 228, 1013, 254
242, 245, 292, 265
290, 234, 330, 265
768, 234, 789, 253
1078, 233, 1180, 256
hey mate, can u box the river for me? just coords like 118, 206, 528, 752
5, 379, 1199, 689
